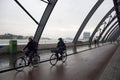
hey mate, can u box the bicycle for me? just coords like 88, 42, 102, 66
13, 51, 40, 71
50, 49, 67, 66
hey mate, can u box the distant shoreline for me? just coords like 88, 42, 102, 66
0, 39, 72, 45
0, 40, 89, 54
0, 42, 74, 54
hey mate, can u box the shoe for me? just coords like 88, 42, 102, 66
28, 61, 30, 66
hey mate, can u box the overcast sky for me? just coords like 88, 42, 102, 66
0, 0, 114, 39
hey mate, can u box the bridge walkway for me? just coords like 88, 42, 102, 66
0, 43, 119, 80
0, 43, 102, 71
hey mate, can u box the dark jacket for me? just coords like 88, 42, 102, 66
57, 40, 66, 50
23, 40, 37, 52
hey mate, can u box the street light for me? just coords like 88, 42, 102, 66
97, 28, 102, 38
108, 15, 112, 22
96, 28, 102, 46
103, 21, 107, 29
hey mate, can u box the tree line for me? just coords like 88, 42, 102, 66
0, 33, 29, 39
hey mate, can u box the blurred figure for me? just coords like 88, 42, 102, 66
54, 38, 66, 60
94, 39, 97, 48
23, 37, 37, 65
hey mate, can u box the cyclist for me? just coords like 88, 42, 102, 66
54, 38, 66, 60
23, 37, 37, 65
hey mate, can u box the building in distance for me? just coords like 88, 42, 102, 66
83, 32, 90, 40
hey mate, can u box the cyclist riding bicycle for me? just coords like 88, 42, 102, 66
53, 38, 66, 60
23, 37, 37, 65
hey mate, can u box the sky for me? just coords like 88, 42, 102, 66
0, 0, 114, 39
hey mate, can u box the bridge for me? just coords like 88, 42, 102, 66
0, 0, 120, 80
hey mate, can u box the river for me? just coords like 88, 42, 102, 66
0, 39, 72, 45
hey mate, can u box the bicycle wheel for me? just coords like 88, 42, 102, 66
14, 57, 26, 71
31, 55, 40, 65
62, 51, 67, 63
50, 54, 58, 66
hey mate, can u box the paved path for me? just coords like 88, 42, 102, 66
99, 44, 120, 80
0, 43, 98, 71
0, 44, 118, 80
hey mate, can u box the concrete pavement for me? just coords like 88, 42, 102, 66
0, 43, 119, 80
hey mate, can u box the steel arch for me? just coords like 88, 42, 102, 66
97, 16, 117, 42
106, 27, 119, 41
89, 7, 115, 45
73, 0, 104, 43
108, 28, 120, 41
101, 21, 118, 42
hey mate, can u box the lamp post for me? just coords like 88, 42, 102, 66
108, 15, 112, 22
97, 28, 102, 46
102, 21, 107, 44
99, 28, 102, 36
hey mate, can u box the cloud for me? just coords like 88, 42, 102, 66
0, 0, 114, 39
